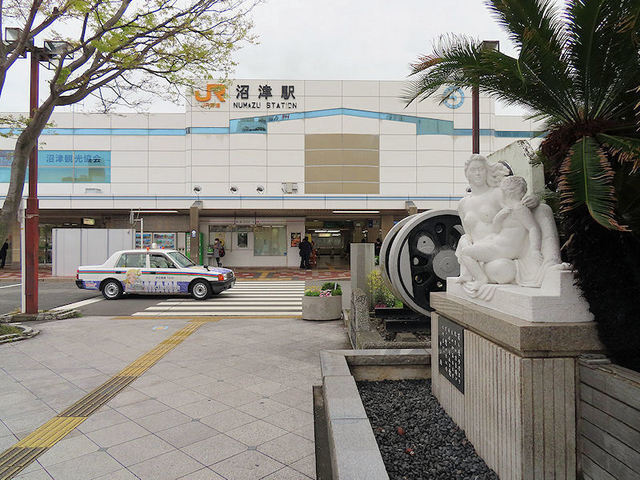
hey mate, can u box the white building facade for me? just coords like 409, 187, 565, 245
0, 80, 542, 267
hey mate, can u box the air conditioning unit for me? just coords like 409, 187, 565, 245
281, 182, 298, 194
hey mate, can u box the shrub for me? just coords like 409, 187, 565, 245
367, 270, 402, 308
304, 287, 321, 297
305, 284, 342, 297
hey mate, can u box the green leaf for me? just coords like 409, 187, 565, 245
559, 136, 626, 230
596, 133, 640, 166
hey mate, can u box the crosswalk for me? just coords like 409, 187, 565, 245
132, 281, 306, 317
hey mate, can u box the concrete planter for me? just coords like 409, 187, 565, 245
302, 295, 342, 321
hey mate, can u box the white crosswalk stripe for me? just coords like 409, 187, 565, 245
133, 281, 306, 316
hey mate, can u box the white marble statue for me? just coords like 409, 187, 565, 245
455, 154, 565, 299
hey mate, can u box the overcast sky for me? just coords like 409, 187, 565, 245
0, 0, 546, 114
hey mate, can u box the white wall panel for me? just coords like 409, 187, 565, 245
304, 80, 341, 96
150, 151, 185, 167
380, 134, 416, 151
454, 136, 472, 152
110, 183, 149, 195
379, 150, 416, 167
39, 184, 74, 195
267, 150, 304, 166
112, 114, 149, 128
189, 111, 229, 127
342, 81, 379, 97
342, 96, 380, 111
147, 183, 185, 195
267, 119, 305, 134
111, 136, 148, 151
190, 134, 229, 150
380, 166, 416, 182
74, 113, 110, 128
304, 116, 342, 133
149, 114, 185, 129
111, 167, 148, 183
380, 183, 417, 195
417, 166, 454, 183
267, 166, 304, 183
230, 134, 267, 150
149, 167, 185, 183
416, 182, 455, 195
40, 135, 74, 150
50, 112, 74, 128
73, 136, 111, 150
267, 134, 304, 150
304, 96, 341, 111
342, 116, 379, 134
191, 166, 228, 183
380, 119, 416, 135
190, 150, 229, 166
112, 151, 149, 167
418, 135, 454, 150
230, 166, 266, 183
229, 150, 267, 166
417, 150, 454, 167
149, 136, 185, 151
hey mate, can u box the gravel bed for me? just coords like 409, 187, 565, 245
357, 379, 498, 480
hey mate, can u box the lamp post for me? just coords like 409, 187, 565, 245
472, 40, 500, 154
4, 28, 70, 314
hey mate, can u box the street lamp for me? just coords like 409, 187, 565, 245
4, 27, 72, 314
472, 40, 500, 154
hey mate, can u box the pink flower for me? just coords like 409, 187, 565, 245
320, 290, 331, 297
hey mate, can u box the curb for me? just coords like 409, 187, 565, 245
0, 323, 40, 344
0, 309, 81, 324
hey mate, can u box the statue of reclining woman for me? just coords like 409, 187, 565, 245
455, 155, 564, 297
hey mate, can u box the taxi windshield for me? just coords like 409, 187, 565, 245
166, 251, 196, 268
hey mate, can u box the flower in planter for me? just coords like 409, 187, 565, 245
319, 290, 332, 297
304, 287, 321, 297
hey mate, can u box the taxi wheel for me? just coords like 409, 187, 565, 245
191, 280, 211, 300
102, 279, 123, 300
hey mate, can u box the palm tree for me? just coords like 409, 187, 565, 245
407, 0, 640, 370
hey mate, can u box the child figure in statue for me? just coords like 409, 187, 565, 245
458, 176, 542, 290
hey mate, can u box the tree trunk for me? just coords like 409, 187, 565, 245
0, 97, 56, 249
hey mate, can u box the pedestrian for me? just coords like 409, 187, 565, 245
374, 237, 382, 256
0, 239, 7, 269
212, 238, 223, 267
299, 236, 312, 269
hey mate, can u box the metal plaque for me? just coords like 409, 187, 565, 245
438, 316, 465, 393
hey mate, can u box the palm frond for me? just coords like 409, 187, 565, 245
559, 136, 626, 230
565, 0, 640, 121
405, 35, 577, 124
596, 133, 640, 169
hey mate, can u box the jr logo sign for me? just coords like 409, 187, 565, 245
194, 84, 226, 108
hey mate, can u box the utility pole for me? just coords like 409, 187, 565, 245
24, 49, 40, 313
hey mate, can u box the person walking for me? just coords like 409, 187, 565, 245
0, 239, 8, 269
374, 237, 382, 256
299, 237, 312, 269
212, 238, 223, 267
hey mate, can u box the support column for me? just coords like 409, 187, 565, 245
189, 201, 201, 262
380, 215, 394, 240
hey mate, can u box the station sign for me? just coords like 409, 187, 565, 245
192, 81, 301, 111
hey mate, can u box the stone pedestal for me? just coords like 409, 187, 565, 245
350, 243, 375, 305
430, 292, 603, 480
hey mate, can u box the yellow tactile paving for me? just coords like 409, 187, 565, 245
15, 417, 86, 448
0, 320, 207, 479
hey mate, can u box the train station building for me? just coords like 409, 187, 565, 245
0, 79, 541, 268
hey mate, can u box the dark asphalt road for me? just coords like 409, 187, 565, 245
0, 279, 173, 316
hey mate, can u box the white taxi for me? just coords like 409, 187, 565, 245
76, 249, 235, 300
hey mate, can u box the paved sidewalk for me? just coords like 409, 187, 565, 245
0, 316, 350, 479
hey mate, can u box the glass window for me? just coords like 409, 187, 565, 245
254, 226, 286, 256
73, 167, 109, 183
0, 151, 13, 167
167, 251, 195, 268
149, 254, 174, 268
237, 232, 248, 248
39, 167, 74, 183
0, 168, 10, 182
116, 253, 147, 268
